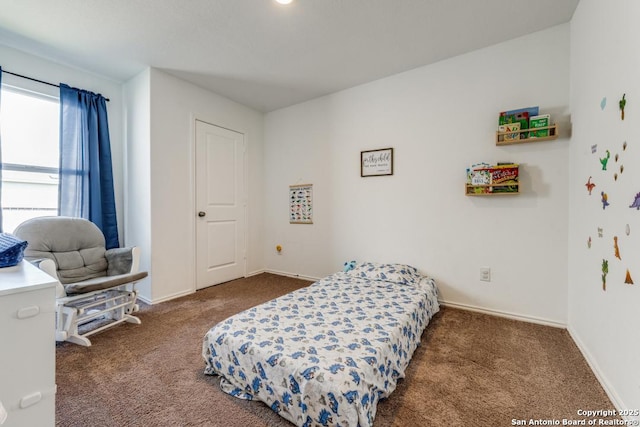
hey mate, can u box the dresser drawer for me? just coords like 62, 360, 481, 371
1, 388, 55, 427
0, 287, 56, 398
0, 260, 57, 427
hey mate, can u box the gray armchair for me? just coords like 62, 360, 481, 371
14, 216, 148, 346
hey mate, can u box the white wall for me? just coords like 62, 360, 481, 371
264, 25, 571, 325
568, 0, 640, 416
0, 44, 126, 242
125, 68, 265, 303
123, 69, 152, 297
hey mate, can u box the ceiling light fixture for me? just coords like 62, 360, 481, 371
275, 0, 293, 4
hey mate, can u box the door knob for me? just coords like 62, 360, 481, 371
198, 211, 206, 217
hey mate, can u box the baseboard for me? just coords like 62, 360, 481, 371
264, 269, 320, 283
137, 288, 194, 305
439, 299, 567, 329
567, 326, 630, 420
246, 269, 266, 278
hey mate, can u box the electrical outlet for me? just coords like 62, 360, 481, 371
480, 267, 491, 282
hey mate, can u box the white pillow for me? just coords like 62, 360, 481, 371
347, 262, 421, 285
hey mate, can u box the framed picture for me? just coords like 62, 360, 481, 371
289, 184, 313, 224
361, 148, 393, 177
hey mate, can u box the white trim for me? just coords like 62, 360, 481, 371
265, 269, 320, 283
188, 113, 198, 295
566, 326, 631, 421
439, 299, 567, 329
246, 269, 266, 277
137, 288, 194, 305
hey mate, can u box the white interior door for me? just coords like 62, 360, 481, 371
195, 120, 245, 289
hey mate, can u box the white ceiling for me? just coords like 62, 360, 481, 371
0, 0, 579, 112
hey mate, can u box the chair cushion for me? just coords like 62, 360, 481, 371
13, 216, 108, 284
64, 271, 148, 295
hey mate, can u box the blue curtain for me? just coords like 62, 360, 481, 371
59, 83, 119, 249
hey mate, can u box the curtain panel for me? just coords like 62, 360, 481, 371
59, 83, 119, 249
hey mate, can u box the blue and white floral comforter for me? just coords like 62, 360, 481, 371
202, 263, 440, 427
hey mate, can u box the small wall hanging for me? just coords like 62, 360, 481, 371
361, 148, 393, 177
619, 93, 626, 120
289, 184, 313, 224
585, 176, 596, 195
600, 150, 610, 170
601, 191, 610, 210
629, 192, 640, 209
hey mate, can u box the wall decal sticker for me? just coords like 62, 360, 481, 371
615, 153, 619, 162
614, 173, 619, 181
585, 176, 596, 195
601, 97, 607, 110
600, 150, 610, 170
588, 236, 592, 248
614, 236, 621, 260
619, 93, 626, 120
591, 144, 598, 154
620, 164, 624, 174
601, 191, 610, 210
625, 269, 634, 285
602, 259, 609, 290
626, 224, 630, 236
598, 227, 603, 238
623, 141, 627, 151
629, 192, 640, 210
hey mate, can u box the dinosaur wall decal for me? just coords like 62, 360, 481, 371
600, 150, 610, 170
585, 176, 596, 195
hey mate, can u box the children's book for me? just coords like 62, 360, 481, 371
500, 106, 539, 118
499, 122, 521, 142
529, 114, 551, 138
499, 112, 529, 138
499, 106, 538, 127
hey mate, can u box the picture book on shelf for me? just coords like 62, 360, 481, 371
499, 122, 521, 142
466, 163, 518, 194
529, 114, 551, 138
499, 113, 528, 139
498, 106, 538, 135
499, 106, 539, 121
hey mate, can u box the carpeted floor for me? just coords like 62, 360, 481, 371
55, 273, 615, 426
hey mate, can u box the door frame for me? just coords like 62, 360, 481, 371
189, 115, 248, 292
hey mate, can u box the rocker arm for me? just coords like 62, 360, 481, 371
105, 246, 141, 275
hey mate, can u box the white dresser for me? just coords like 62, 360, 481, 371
0, 261, 57, 427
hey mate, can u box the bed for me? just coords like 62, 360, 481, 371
202, 262, 440, 427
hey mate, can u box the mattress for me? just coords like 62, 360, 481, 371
203, 263, 440, 426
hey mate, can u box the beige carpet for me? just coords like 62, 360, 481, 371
56, 273, 614, 426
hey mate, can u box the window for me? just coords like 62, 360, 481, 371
1, 86, 60, 233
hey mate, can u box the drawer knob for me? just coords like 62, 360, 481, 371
17, 306, 40, 319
